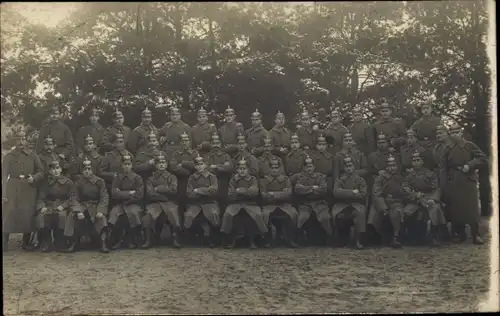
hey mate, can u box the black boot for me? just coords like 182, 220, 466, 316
263, 230, 272, 248
40, 230, 53, 253
100, 231, 110, 253
21, 233, 35, 251
430, 226, 441, 247
284, 222, 298, 248
224, 233, 236, 249
141, 228, 153, 249
471, 223, 485, 245
249, 235, 258, 250
390, 236, 402, 249
172, 228, 181, 249
208, 227, 217, 248
354, 231, 364, 250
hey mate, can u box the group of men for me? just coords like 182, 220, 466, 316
2, 101, 488, 253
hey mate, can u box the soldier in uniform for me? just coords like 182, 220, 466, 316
190, 107, 216, 155
309, 134, 334, 206
402, 151, 446, 246
245, 109, 269, 156
269, 111, 292, 161
204, 133, 234, 212
2, 129, 44, 251
331, 156, 367, 249
399, 129, 427, 175
294, 156, 333, 245
432, 124, 451, 171
35, 160, 75, 252
368, 155, 407, 248
159, 106, 192, 158
39, 135, 69, 175
109, 155, 144, 249
64, 157, 110, 253
36, 105, 74, 175
440, 123, 488, 244
257, 136, 285, 179
233, 134, 259, 177
285, 133, 307, 178
128, 107, 158, 155
411, 103, 441, 153
322, 109, 349, 156
143, 153, 181, 249
100, 108, 131, 153
334, 133, 368, 181
296, 110, 319, 153
260, 157, 298, 248
70, 134, 106, 183
101, 133, 135, 194
185, 156, 220, 247
222, 158, 268, 249
348, 107, 374, 155
219, 106, 245, 157
76, 107, 105, 155
371, 102, 406, 152
367, 133, 398, 180
134, 132, 166, 181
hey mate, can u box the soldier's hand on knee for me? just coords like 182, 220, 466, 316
56, 205, 64, 212
128, 190, 136, 195
96, 212, 104, 219
148, 159, 155, 165
352, 189, 359, 194
77, 212, 85, 220
462, 164, 470, 173
40, 207, 48, 214
382, 209, 388, 216
27, 175, 34, 183
58, 153, 65, 159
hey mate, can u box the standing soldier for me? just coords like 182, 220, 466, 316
367, 133, 398, 180
294, 156, 333, 245
260, 157, 298, 248
101, 133, 135, 194
204, 133, 234, 212
64, 157, 110, 253
440, 123, 488, 244
269, 111, 292, 161
219, 106, 244, 157
159, 106, 192, 158
191, 107, 216, 155
245, 109, 268, 156
309, 134, 334, 206
371, 102, 406, 152
134, 132, 165, 181
222, 158, 268, 249
185, 156, 220, 247
411, 103, 441, 153
109, 155, 144, 249
100, 108, 131, 154
36, 105, 74, 174
70, 134, 106, 183
35, 160, 75, 252
402, 151, 446, 246
296, 110, 319, 153
399, 129, 427, 175
322, 109, 349, 156
334, 133, 368, 181
349, 107, 374, 155
76, 107, 105, 155
285, 133, 307, 179
233, 134, 259, 177
368, 155, 407, 248
257, 136, 285, 179
39, 135, 69, 175
331, 156, 367, 249
143, 153, 181, 249
128, 107, 158, 155
432, 124, 451, 171
2, 129, 44, 251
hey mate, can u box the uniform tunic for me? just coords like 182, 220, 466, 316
269, 125, 292, 159
36, 176, 75, 230
222, 174, 268, 234
2, 148, 44, 233
257, 152, 285, 179
322, 123, 349, 156
100, 124, 131, 153
100, 150, 135, 187
440, 141, 487, 225
70, 151, 106, 183
294, 171, 331, 233
411, 115, 441, 150
66, 175, 108, 236
204, 149, 234, 205
245, 124, 268, 156
367, 150, 397, 180
399, 143, 428, 174
331, 173, 367, 233
296, 126, 318, 152
36, 120, 75, 161
39, 151, 66, 176
185, 171, 220, 229
191, 122, 216, 152
128, 123, 158, 155
134, 148, 166, 180
170, 149, 199, 204
233, 150, 259, 177
371, 118, 406, 149
144, 170, 180, 229
260, 174, 298, 226
219, 121, 244, 155
349, 121, 374, 155
309, 149, 334, 201
75, 123, 105, 155
334, 148, 368, 181
285, 148, 307, 178
109, 172, 144, 228
159, 121, 192, 157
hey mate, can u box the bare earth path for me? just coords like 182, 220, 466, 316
3, 223, 490, 315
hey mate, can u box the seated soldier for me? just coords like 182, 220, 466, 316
233, 133, 260, 177
402, 151, 446, 246
260, 157, 298, 248
185, 156, 220, 247
368, 155, 408, 248
257, 135, 285, 179
101, 132, 134, 193
39, 135, 67, 176
36, 160, 75, 252
294, 155, 333, 246
70, 134, 106, 183
285, 133, 307, 178
222, 158, 268, 249
400, 129, 426, 175
143, 153, 181, 249
309, 134, 334, 206
134, 131, 166, 180
64, 157, 110, 253
331, 156, 367, 250
109, 155, 144, 249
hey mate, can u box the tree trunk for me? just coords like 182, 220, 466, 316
174, 3, 190, 110
207, 14, 217, 110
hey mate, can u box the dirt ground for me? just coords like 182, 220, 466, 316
3, 219, 492, 315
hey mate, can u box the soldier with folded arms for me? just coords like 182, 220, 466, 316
128, 107, 158, 155
76, 107, 105, 155
159, 106, 192, 158
100, 108, 131, 153
70, 134, 106, 183
219, 106, 245, 157
245, 109, 269, 157
191, 107, 216, 155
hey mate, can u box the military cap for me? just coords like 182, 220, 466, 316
237, 157, 248, 168
49, 159, 61, 169
82, 157, 92, 168
148, 131, 157, 142
194, 155, 205, 165
142, 107, 152, 116
44, 135, 54, 145
84, 134, 94, 144
379, 102, 393, 110
406, 129, 416, 137
225, 106, 235, 115
122, 155, 132, 163
317, 134, 326, 144
211, 132, 220, 142
377, 133, 387, 142
411, 151, 422, 160
155, 153, 167, 163
197, 107, 207, 116
343, 156, 354, 165
236, 133, 246, 142
251, 109, 261, 118
290, 133, 299, 141
180, 132, 190, 141
171, 106, 180, 115
276, 111, 285, 119
304, 155, 313, 166
270, 157, 281, 167
449, 123, 462, 131
331, 109, 341, 116
352, 107, 362, 114
387, 155, 396, 163
343, 132, 353, 141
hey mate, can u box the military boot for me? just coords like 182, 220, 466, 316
354, 231, 364, 250
284, 221, 298, 248
263, 230, 273, 248
471, 223, 485, 245
63, 235, 79, 253
141, 228, 153, 249
100, 231, 110, 253
249, 235, 258, 250
21, 233, 35, 251
40, 230, 53, 253
224, 233, 236, 249
390, 236, 402, 249
429, 226, 441, 247
172, 228, 181, 249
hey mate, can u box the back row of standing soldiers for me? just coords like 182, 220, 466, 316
2, 102, 488, 252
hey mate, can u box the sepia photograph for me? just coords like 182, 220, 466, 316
1, 1, 498, 314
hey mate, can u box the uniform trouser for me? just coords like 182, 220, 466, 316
297, 202, 332, 236
63, 211, 108, 238
221, 204, 268, 235
331, 205, 366, 234
403, 203, 446, 226
262, 204, 298, 227
143, 202, 181, 230
36, 210, 68, 230
108, 204, 143, 229
184, 203, 220, 230
368, 202, 404, 237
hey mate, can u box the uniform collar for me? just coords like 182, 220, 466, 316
49, 176, 68, 185
80, 151, 99, 159
194, 170, 210, 178
83, 175, 99, 184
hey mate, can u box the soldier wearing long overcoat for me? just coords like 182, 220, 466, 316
439, 123, 488, 244
100, 109, 131, 153
368, 155, 408, 248
159, 106, 192, 158
331, 156, 367, 249
296, 111, 319, 153
185, 156, 220, 247
35, 160, 75, 252
321, 109, 349, 156
70, 134, 106, 183
269, 111, 292, 161
410, 104, 442, 153
109, 154, 144, 249
257, 136, 285, 179
370, 102, 406, 151
233, 134, 259, 177
218, 106, 245, 157
2, 129, 44, 251
348, 107, 374, 155
75, 108, 105, 155
309, 134, 334, 206
260, 157, 298, 248
143, 153, 181, 249
190, 107, 216, 155
245, 109, 269, 156
222, 158, 268, 249
333, 133, 368, 181
128, 107, 158, 155
64, 157, 110, 253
